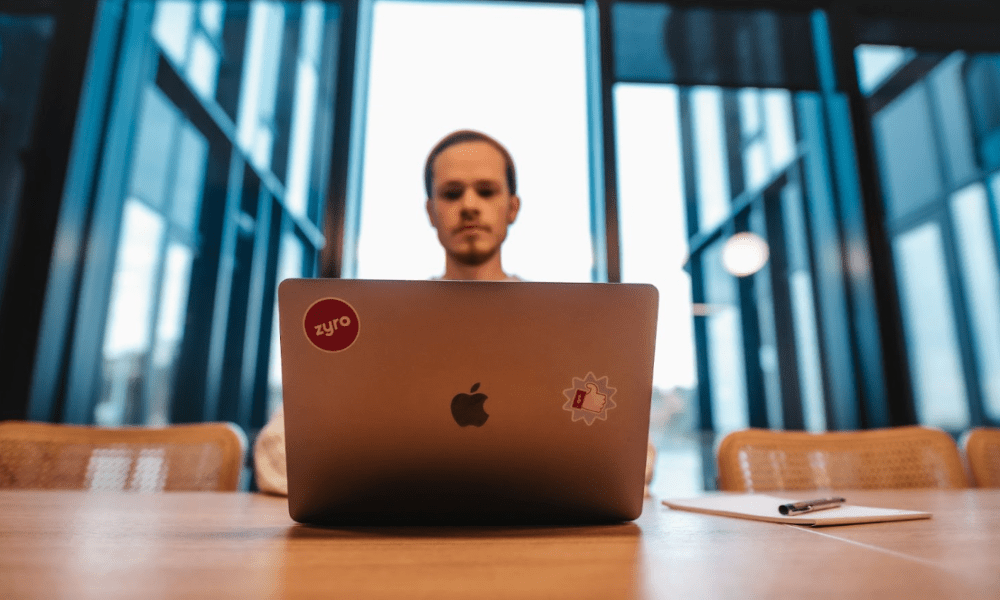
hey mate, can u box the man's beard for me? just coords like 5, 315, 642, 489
449, 240, 499, 266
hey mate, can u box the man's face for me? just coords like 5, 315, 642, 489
426, 141, 520, 266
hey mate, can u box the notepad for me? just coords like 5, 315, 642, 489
662, 494, 931, 527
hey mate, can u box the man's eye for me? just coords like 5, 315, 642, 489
476, 188, 497, 198
442, 189, 463, 200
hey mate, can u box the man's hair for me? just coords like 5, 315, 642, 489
424, 130, 517, 198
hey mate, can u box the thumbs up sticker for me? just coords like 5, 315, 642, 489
573, 383, 607, 413
562, 373, 617, 425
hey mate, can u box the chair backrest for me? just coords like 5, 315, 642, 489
716, 426, 968, 492
0, 421, 247, 492
962, 427, 1000, 488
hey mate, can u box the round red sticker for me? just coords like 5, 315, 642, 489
302, 298, 360, 353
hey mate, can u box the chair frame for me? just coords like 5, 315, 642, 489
961, 427, 1000, 488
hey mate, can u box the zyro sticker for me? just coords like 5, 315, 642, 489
302, 298, 360, 353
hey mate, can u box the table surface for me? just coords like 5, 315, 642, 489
1, 488, 998, 600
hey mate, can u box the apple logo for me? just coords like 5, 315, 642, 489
450, 382, 489, 427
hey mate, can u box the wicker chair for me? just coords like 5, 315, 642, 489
716, 426, 968, 492
0, 421, 247, 492
962, 427, 1000, 488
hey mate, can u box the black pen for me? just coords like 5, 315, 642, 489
778, 496, 846, 515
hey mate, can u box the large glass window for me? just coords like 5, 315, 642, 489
872, 83, 945, 221
749, 206, 783, 429
354, 1, 592, 282
863, 45, 1000, 431
740, 89, 770, 192
675, 85, 832, 436
893, 224, 970, 430
691, 87, 731, 231
615, 83, 700, 496
12, 1, 1000, 501
266, 230, 307, 417
855, 44, 912, 95
951, 183, 1000, 422
153, 0, 224, 101
702, 241, 749, 433
615, 84, 694, 399
95, 85, 208, 425
234, 1, 284, 171
608, 3, 860, 493
58, 0, 339, 430
929, 54, 977, 186
966, 56, 1000, 171
780, 183, 826, 432
0, 14, 54, 303
97, 199, 166, 425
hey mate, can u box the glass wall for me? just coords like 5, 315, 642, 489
352, 1, 592, 282
0, 14, 53, 305
610, 6, 1000, 482
39, 0, 339, 434
96, 87, 207, 425
614, 84, 700, 495
611, 2, 867, 492
6, 0, 1000, 496
862, 46, 1000, 430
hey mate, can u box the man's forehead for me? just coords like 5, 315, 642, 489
433, 141, 507, 182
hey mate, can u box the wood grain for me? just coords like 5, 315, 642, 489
0, 489, 996, 599
790, 489, 1000, 594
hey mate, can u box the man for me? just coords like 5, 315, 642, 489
254, 130, 655, 494
423, 130, 521, 282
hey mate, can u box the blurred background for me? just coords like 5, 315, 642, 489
2, 0, 999, 494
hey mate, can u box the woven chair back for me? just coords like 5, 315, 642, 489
0, 421, 246, 492
717, 426, 968, 492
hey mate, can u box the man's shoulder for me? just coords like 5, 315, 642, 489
428, 275, 525, 282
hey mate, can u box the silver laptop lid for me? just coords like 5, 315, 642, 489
278, 279, 658, 524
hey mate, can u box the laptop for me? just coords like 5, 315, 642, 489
277, 279, 658, 525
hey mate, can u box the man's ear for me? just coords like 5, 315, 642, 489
426, 198, 437, 227
507, 195, 520, 224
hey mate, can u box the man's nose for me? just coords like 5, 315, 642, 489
460, 189, 480, 212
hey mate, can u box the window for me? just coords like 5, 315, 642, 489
950, 183, 1000, 422
608, 3, 859, 492
702, 241, 749, 432
893, 224, 970, 430
96, 87, 206, 426
266, 230, 308, 417
10, 1, 1000, 501
44, 0, 339, 431
864, 46, 1000, 431
0, 14, 54, 304
614, 83, 700, 495
353, 1, 592, 282
873, 84, 945, 221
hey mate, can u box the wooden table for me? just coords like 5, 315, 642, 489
1, 489, 997, 599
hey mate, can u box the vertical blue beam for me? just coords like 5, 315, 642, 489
796, 92, 861, 431
23, 0, 123, 422
587, 0, 619, 283
337, 0, 374, 279
59, 1, 159, 424
811, 8, 913, 427
677, 89, 714, 433
584, 0, 610, 282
